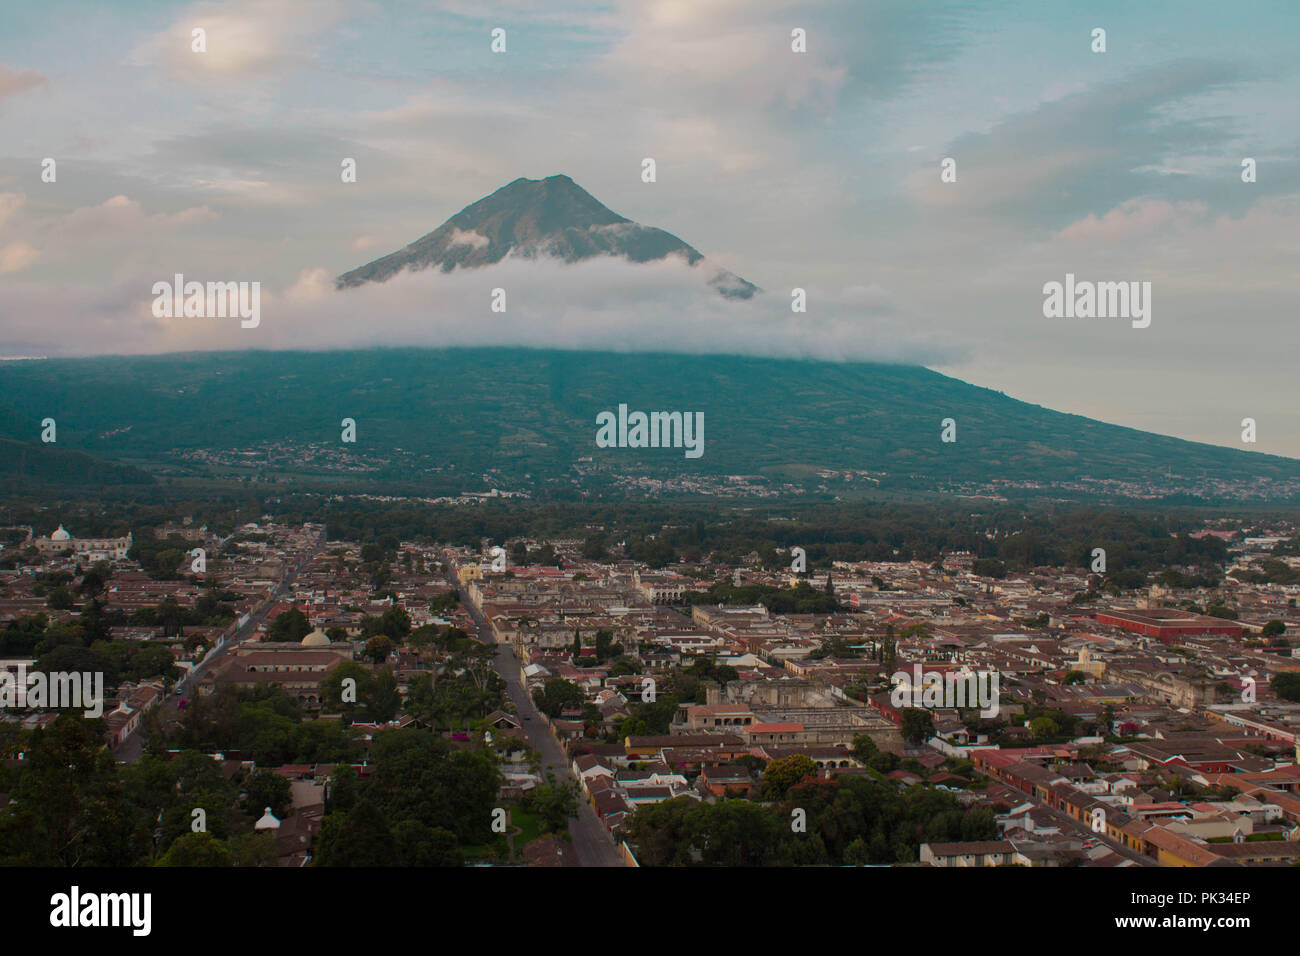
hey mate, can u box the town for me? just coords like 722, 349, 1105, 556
2, 513, 1299, 869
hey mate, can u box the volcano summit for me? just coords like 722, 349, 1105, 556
335, 174, 759, 299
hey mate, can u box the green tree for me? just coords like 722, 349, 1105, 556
391, 820, 463, 866
314, 800, 396, 866
45, 585, 76, 610
850, 734, 879, 765
1029, 716, 1060, 739
244, 768, 292, 819
762, 754, 818, 800
157, 831, 232, 867
901, 708, 935, 746
362, 729, 500, 844
328, 764, 360, 813
533, 679, 584, 719
844, 836, 871, 866
379, 605, 411, 640
369, 668, 400, 722
364, 635, 394, 664
0, 713, 148, 866
700, 799, 788, 866
228, 831, 279, 867
527, 775, 579, 834
322, 662, 374, 714
1272, 673, 1300, 703
268, 608, 311, 642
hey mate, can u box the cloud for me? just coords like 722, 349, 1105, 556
596, 0, 974, 117
0, 241, 38, 274
0, 66, 47, 102
0, 195, 220, 283
129, 0, 353, 82
1057, 199, 1209, 243
0, 192, 24, 229
1005, 192, 1300, 297
599, 1, 848, 113
445, 227, 489, 250
0, 255, 962, 365
904, 60, 1245, 228
50, 195, 218, 241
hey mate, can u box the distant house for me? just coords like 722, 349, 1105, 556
744, 722, 805, 746
920, 839, 1072, 867
887, 769, 923, 786
552, 719, 585, 740
588, 778, 630, 825
574, 754, 615, 790
698, 765, 754, 799
484, 710, 521, 730
920, 840, 1018, 867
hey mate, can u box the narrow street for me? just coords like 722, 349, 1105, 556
116, 538, 322, 763
453, 565, 625, 866
491, 638, 625, 866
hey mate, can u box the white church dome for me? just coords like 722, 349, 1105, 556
254, 807, 281, 830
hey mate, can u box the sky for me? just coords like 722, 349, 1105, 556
1, 0, 1298, 456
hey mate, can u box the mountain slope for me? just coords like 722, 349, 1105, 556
0, 349, 1294, 501
0, 437, 155, 490
336, 175, 759, 299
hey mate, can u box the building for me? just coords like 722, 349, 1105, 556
682, 704, 755, 732
32, 525, 133, 562
1094, 609, 1244, 642
205, 636, 351, 706
920, 840, 1018, 867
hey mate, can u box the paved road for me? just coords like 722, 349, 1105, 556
453, 565, 624, 866
491, 638, 624, 866
116, 539, 322, 763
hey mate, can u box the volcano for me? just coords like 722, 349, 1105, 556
335, 174, 759, 299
